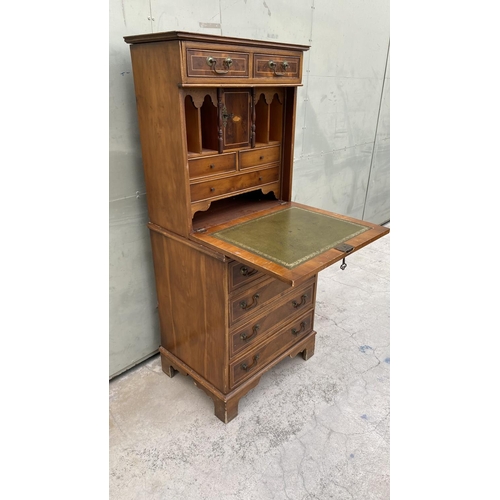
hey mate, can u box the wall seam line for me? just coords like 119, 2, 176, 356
110, 192, 147, 204
362, 40, 390, 221
148, 0, 154, 32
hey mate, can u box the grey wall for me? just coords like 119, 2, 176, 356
109, 0, 390, 377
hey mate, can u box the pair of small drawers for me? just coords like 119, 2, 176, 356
189, 146, 280, 202
185, 48, 301, 83
227, 260, 316, 388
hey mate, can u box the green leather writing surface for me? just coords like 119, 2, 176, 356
212, 207, 370, 269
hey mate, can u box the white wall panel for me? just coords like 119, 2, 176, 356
151, 0, 221, 34
220, 0, 312, 45
292, 144, 374, 220
299, 75, 383, 155
364, 51, 390, 223
291, 0, 390, 225
109, 196, 160, 377
110, 0, 155, 377
109, 0, 390, 376
363, 137, 390, 223
310, 0, 389, 79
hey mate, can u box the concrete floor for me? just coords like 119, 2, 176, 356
109, 225, 390, 500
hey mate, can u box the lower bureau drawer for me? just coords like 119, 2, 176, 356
228, 260, 261, 292
230, 280, 316, 356
230, 310, 314, 388
229, 276, 291, 325
190, 166, 279, 202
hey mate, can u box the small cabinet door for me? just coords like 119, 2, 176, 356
223, 90, 251, 150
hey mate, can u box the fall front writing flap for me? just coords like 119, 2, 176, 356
190, 202, 389, 287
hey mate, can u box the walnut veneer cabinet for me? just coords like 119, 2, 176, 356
124, 31, 389, 423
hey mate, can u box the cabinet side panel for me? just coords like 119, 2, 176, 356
130, 41, 191, 236
149, 230, 228, 392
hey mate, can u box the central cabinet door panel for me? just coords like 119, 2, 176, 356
223, 90, 251, 149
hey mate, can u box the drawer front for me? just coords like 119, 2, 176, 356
231, 282, 316, 357
186, 49, 249, 78
190, 166, 279, 202
188, 153, 236, 179
229, 260, 262, 292
253, 54, 301, 81
230, 311, 314, 388
230, 276, 294, 326
239, 145, 281, 169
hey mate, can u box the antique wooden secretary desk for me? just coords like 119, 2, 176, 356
124, 31, 389, 423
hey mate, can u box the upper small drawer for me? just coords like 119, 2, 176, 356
253, 54, 301, 81
186, 49, 249, 78
239, 145, 281, 169
188, 153, 236, 179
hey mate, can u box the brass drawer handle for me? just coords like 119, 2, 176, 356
291, 321, 306, 335
292, 294, 307, 308
240, 293, 260, 310
241, 354, 260, 371
240, 324, 259, 342
268, 60, 289, 76
206, 56, 233, 74
240, 266, 258, 277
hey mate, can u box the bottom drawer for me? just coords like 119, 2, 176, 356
230, 310, 314, 388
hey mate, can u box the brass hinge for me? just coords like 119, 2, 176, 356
334, 243, 354, 253
334, 243, 354, 270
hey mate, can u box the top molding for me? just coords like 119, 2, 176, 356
123, 30, 310, 52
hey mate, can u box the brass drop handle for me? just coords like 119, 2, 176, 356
292, 294, 307, 308
206, 56, 233, 74
268, 60, 289, 76
240, 293, 260, 310
240, 266, 258, 277
291, 321, 306, 335
241, 354, 260, 371
241, 324, 259, 342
